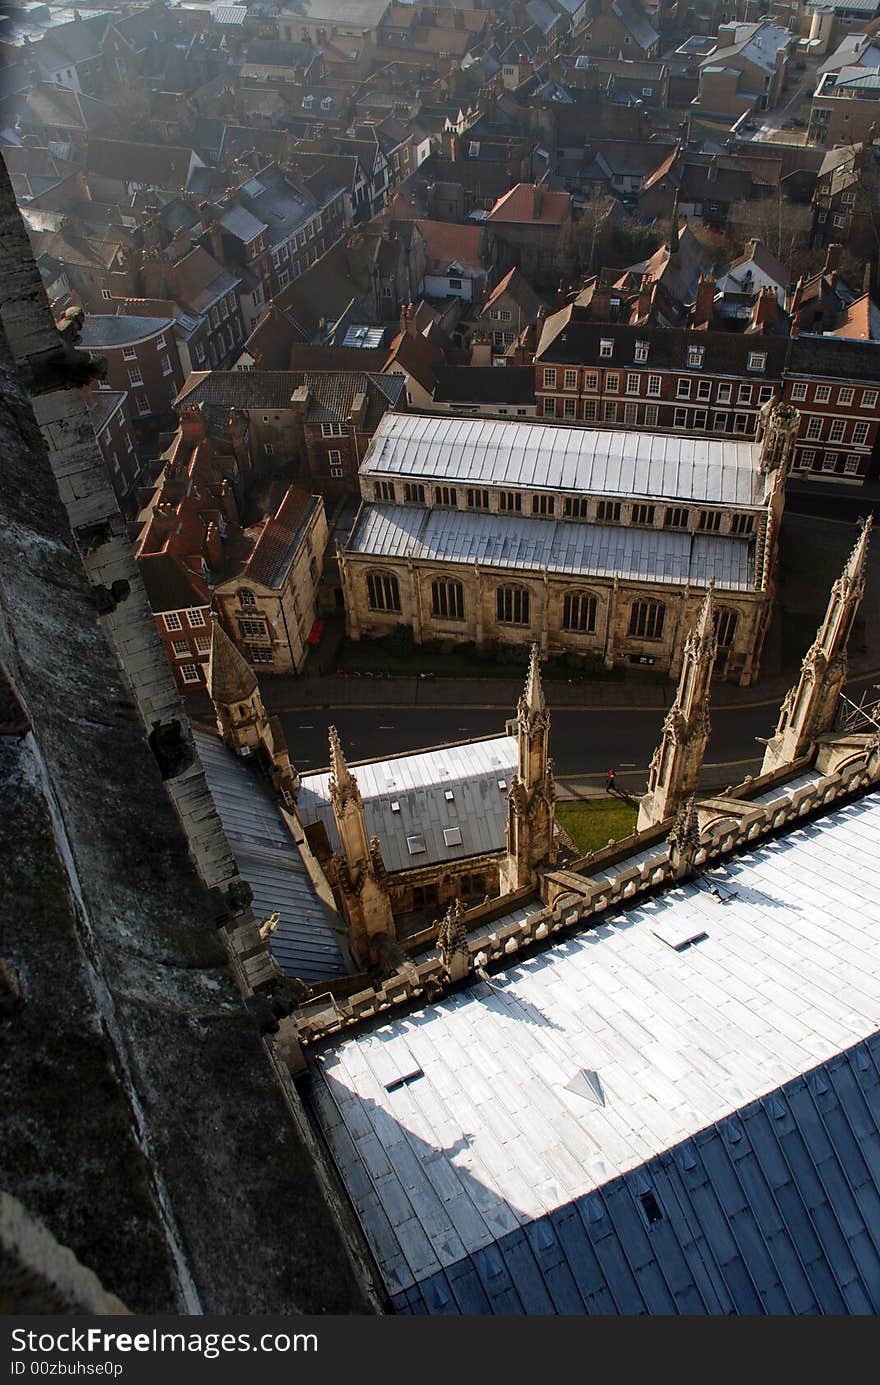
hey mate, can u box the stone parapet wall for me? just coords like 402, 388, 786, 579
294, 745, 880, 1045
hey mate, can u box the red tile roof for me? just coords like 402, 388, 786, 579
244, 486, 315, 588
415, 218, 485, 275
486, 183, 571, 226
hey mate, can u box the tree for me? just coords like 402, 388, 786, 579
727, 192, 819, 280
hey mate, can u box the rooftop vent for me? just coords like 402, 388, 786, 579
390, 800, 400, 812
565, 1069, 604, 1106
497, 778, 507, 790
444, 789, 455, 801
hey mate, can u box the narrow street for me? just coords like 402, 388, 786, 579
273, 670, 880, 795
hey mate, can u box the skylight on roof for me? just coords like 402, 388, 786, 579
443, 827, 462, 847
651, 917, 708, 951
390, 801, 400, 813
497, 778, 507, 790
406, 834, 426, 855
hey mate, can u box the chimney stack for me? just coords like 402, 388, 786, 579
748, 284, 778, 333
533, 183, 545, 218
692, 274, 716, 328
204, 521, 223, 571
179, 403, 207, 445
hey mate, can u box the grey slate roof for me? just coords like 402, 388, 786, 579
194, 731, 347, 983
360, 413, 765, 507
346, 504, 755, 591
310, 789, 880, 1313
297, 736, 518, 875
80, 315, 171, 347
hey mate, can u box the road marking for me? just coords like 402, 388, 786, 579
378, 725, 395, 729
619, 762, 636, 767
298, 724, 314, 729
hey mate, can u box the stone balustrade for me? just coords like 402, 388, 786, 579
294, 739, 880, 1046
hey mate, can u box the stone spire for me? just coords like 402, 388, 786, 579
207, 616, 298, 798
761, 517, 873, 774
207, 616, 257, 706
501, 645, 556, 892
328, 724, 361, 814
637, 584, 716, 831
325, 725, 395, 967
522, 640, 545, 719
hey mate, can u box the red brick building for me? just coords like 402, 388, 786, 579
85, 387, 139, 511
79, 314, 184, 421
783, 335, 880, 483
534, 311, 787, 439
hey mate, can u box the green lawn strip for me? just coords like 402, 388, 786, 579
556, 798, 639, 854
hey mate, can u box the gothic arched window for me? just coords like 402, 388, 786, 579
628, 599, 665, 641
366, 570, 401, 613
497, 585, 530, 625
431, 577, 464, 620
562, 590, 598, 633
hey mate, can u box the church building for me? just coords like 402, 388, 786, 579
338, 403, 799, 685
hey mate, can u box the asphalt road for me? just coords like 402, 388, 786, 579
278, 670, 880, 795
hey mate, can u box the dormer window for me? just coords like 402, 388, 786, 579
634, 341, 649, 363
747, 351, 767, 372
687, 345, 705, 369
600, 338, 613, 359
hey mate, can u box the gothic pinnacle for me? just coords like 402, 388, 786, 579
522, 642, 545, 717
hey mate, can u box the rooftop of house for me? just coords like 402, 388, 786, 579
309, 785, 880, 1314
176, 368, 405, 423
85, 388, 127, 432
535, 311, 788, 369
138, 549, 210, 614
242, 485, 318, 590
85, 140, 199, 191
702, 20, 793, 76
416, 219, 486, 277
298, 735, 519, 875
358, 411, 766, 507
79, 315, 173, 348
433, 365, 536, 406
486, 183, 571, 226
481, 267, 544, 321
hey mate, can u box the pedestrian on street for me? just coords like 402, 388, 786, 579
606, 768, 616, 794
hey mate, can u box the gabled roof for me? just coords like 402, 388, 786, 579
610, 0, 659, 53
138, 550, 208, 615
86, 139, 197, 191
481, 267, 543, 321
830, 294, 877, 341
384, 329, 443, 393
244, 487, 317, 589
416, 218, 485, 276
487, 183, 571, 226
